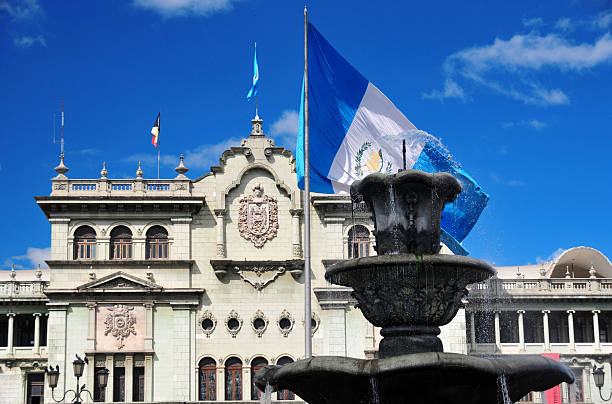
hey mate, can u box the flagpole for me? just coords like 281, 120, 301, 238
157, 111, 161, 179
303, 5, 312, 359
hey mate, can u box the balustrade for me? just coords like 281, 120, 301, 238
468, 277, 612, 296
51, 178, 191, 197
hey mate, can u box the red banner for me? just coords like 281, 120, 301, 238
542, 353, 562, 404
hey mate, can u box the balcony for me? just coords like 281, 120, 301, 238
49, 178, 192, 197
467, 277, 612, 297
0, 280, 48, 301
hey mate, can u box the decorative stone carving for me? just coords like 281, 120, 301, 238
238, 183, 278, 248
225, 310, 243, 338
304, 312, 320, 336
292, 244, 302, 258
277, 309, 294, 337
216, 244, 226, 258
104, 305, 137, 349
234, 265, 286, 291
251, 309, 269, 338
199, 310, 217, 337
53, 183, 67, 190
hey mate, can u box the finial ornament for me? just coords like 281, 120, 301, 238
251, 115, 264, 137
54, 154, 69, 178
174, 154, 189, 178
10, 264, 16, 279
136, 161, 143, 178
589, 264, 597, 279
100, 162, 108, 179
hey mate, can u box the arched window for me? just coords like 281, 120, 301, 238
348, 225, 371, 259
74, 225, 96, 260
276, 356, 295, 400
198, 357, 216, 401
110, 226, 133, 260
250, 357, 268, 400
224, 357, 242, 400
146, 226, 168, 259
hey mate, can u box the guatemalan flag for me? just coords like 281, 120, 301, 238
297, 23, 489, 255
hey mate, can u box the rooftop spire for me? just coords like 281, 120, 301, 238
250, 115, 264, 137
53, 154, 69, 178
136, 161, 143, 178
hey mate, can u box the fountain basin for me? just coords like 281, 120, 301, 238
254, 353, 575, 404
326, 254, 495, 356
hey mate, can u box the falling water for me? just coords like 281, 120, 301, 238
496, 374, 512, 404
369, 377, 380, 404
259, 383, 273, 404
387, 182, 401, 255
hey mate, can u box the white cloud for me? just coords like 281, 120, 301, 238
523, 17, 543, 28
502, 119, 547, 130
270, 110, 299, 150
171, 138, 242, 169
427, 31, 612, 105
132, 0, 243, 18
13, 35, 46, 48
490, 172, 526, 187
8, 247, 51, 269
555, 18, 572, 31
421, 78, 465, 101
536, 247, 566, 264
596, 12, 612, 29
0, 0, 41, 20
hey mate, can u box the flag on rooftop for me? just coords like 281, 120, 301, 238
246, 43, 259, 101
151, 112, 160, 148
297, 23, 488, 255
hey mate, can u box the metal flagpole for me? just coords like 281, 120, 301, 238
303, 5, 312, 359
157, 111, 161, 179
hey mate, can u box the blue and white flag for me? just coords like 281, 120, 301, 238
246, 43, 259, 100
297, 23, 488, 255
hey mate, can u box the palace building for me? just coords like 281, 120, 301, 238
0, 116, 610, 403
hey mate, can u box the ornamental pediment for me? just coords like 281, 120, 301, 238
77, 271, 162, 291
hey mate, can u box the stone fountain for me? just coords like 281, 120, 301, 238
255, 170, 574, 403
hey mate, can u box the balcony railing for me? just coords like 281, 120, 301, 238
0, 280, 48, 299
467, 277, 612, 296
51, 178, 192, 197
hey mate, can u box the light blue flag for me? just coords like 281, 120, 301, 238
297, 23, 488, 255
246, 43, 259, 100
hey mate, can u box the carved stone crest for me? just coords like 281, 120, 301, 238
104, 305, 137, 349
238, 183, 278, 247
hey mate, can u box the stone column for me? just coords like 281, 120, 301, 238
217, 366, 225, 401
290, 209, 302, 258
125, 355, 133, 401
97, 238, 110, 261
469, 312, 476, 350
517, 310, 525, 351
86, 354, 95, 401
6, 313, 15, 355
542, 310, 551, 352
106, 355, 114, 401
144, 354, 153, 402
86, 303, 96, 351
244, 367, 251, 401
593, 310, 601, 352
33, 313, 41, 353
144, 302, 153, 350
214, 209, 226, 258
494, 311, 501, 351
567, 310, 576, 352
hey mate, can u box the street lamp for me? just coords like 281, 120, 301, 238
593, 365, 612, 401
46, 354, 109, 403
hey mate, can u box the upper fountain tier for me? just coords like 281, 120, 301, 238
351, 170, 461, 255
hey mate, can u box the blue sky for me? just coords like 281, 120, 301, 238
1, 0, 611, 269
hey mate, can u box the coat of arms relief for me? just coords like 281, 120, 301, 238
238, 183, 278, 247
104, 304, 137, 349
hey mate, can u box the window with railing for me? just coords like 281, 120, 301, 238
74, 225, 96, 260
110, 226, 133, 260
146, 226, 168, 259
348, 225, 371, 259
225, 357, 242, 400
199, 357, 216, 401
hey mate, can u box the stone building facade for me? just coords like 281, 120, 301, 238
0, 116, 609, 403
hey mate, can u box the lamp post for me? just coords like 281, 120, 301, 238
46, 354, 109, 403
593, 365, 612, 401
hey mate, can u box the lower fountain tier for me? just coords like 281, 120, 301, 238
254, 353, 574, 404
326, 254, 495, 356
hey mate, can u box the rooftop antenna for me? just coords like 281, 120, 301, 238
61, 99, 65, 156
